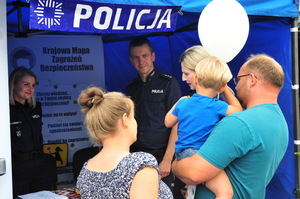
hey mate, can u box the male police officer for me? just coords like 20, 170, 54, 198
126, 37, 183, 198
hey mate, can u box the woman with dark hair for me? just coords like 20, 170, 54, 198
9, 66, 56, 198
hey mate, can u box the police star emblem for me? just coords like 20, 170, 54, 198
33, 0, 65, 29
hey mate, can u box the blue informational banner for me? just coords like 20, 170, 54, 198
8, 35, 105, 188
29, 0, 181, 33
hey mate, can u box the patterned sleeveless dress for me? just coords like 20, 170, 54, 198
77, 152, 173, 199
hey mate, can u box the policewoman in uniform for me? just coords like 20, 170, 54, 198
9, 66, 56, 198
126, 37, 183, 198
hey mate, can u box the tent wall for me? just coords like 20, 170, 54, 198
103, 16, 296, 199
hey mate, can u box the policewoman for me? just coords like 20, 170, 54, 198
9, 66, 56, 198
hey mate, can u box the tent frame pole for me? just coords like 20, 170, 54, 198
292, 17, 300, 199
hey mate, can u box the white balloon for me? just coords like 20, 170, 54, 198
198, 0, 249, 63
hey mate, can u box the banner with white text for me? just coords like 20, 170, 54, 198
30, 0, 181, 33
8, 35, 105, 188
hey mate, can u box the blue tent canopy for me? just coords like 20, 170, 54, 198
6, 0, 299, 36
94, 0, 299, 17
6, 0, 300, 198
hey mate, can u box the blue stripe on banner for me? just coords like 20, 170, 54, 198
29, 0, 181, 33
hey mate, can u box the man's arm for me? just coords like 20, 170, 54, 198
172, 153, 222, 185
159, 124, 177, 178
160, 76, 181, 177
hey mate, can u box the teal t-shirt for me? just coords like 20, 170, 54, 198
196, 104, 288, 199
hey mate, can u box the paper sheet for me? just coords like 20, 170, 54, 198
18, 190, 68, 199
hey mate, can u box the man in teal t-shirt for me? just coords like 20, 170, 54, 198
172, 54, 289, 199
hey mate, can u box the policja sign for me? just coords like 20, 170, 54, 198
30, 0, 181, 33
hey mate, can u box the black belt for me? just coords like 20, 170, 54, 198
14, 150, 43, 161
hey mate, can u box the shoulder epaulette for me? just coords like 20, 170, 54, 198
159, 73, 173, 80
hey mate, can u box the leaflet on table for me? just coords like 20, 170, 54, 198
18, 190, 68, 199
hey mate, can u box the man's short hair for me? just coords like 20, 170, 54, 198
129, 37, 153, 53
246, 54, 285, 88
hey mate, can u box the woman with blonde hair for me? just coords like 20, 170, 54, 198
9, 66, 56, 198
180, 45, 211, 91
173, 47, 237, 198
180, 45, 234, 100
76, 86, 173, 199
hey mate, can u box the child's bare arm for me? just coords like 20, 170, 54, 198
164, 96, 187, 128
223, 85, 243, 115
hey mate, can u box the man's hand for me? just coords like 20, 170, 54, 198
159, 124, 177, 178
159, 158, 172, 178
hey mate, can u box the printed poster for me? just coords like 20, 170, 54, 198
8, 35, 105, 188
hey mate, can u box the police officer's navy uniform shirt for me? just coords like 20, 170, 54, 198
10, 101, 43, 156
126, 69, 182, 149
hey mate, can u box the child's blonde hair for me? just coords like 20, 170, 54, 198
195, 56, 232, 91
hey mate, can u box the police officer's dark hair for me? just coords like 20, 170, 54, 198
129, 37, 154, 53
9, 66, 37, 107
